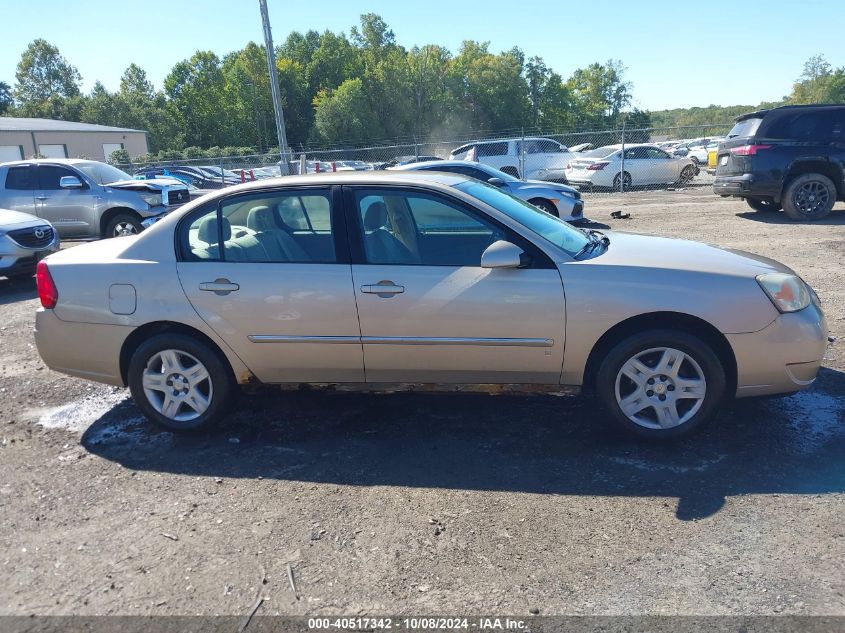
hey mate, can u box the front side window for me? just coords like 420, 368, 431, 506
37, 165, 79, 190
5, 166, 35, 190
182, 189, 337, 263
354, 189, 504, 267
476, 142, 508, 157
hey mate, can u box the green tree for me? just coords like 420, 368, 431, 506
788, 54, 845, 104
566, 59, 631, 126
0, 81, 13, 114
164, 51, 227, 147
14, 39, 81, 104
313, 78, 382, 145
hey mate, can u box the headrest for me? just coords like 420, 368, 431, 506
247, 206, 277, 232
198, 216, 231, 243
363, 201, 388, 231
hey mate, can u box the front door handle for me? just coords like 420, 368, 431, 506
36, 195, 48, 201
361, 280, 405, 297
199, 278, 240, 295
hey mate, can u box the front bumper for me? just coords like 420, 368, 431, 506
0, 234, 60, 276
727, 302, 829, 398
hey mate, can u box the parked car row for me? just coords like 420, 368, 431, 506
565, 144, 698, 190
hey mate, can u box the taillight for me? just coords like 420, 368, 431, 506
587, 162, 609, 171
36, 260, 58, 309
729, 144, 772, 156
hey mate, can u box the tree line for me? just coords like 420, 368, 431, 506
1, 14, 842, 160
1, 14, 649, 159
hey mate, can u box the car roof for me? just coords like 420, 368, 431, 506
393, 159, 491, 170
735, 103, 845, 122
0, 158, 100, 168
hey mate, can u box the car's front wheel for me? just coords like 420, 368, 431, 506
128, 333, 235, 432
529, 198, 559, 216
596, 330, 726, 439
105, 212, 143, 238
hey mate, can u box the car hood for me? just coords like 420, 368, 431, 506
584, 231, 794, 278
106, 178, 189, 191
0, 208, 46, 228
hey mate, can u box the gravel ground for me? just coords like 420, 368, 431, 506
0, 188, 842, 618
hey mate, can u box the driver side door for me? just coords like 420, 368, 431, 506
345, 186, 566, 384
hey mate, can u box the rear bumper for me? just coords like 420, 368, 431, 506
35, 309, 131, 387
727, 303, 829, 398
713, 173, 781, 200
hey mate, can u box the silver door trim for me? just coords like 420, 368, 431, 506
362, 336, 554, 347
248, 335, 361, 344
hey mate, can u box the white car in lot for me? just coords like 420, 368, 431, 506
565, 144, 698, 191
0, 208, 60, 279
450, 137, 574, 182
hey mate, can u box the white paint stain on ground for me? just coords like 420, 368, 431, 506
608, 454, 727, 473
36, 387, 172, 447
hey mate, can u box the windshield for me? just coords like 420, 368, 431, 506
455, 180, 591, 258
581, 145, 619, 158
76, 162, 132, 185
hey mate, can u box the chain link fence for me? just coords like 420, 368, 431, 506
115, 124, 731, 199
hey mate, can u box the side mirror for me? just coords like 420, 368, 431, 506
487, 177, 506, 187
481, 240, 526, 269
60, 176, 83, 189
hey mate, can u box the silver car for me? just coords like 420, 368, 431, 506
0, 208, 59, 279
394, 160, 585, 222
34, 173, 828, 439
0, 159, 190, 239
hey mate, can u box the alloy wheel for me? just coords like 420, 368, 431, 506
614, 346, 706, 429
793, 181, 830, 216
141, 349, 213, 421
113, 221, 139, 237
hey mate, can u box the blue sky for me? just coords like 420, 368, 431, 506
2, 0, 844, 111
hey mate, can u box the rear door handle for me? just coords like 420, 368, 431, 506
199, 278, 240, 295
361, 281, 404, 296
36, 196, 48, 201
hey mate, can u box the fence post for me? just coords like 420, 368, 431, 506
414, 136, 419, 162
299, 154, 306, 175
219, 156, 224, 187
619, 119, 626, 195
520, 127, 526, 181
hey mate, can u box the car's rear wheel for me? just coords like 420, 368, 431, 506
128, 333, 235, 432
596, 330, 726, 439
105, 212, 143, 238
782, 173, 836, 220
612, 171, 632, 192
746, 197, 782, 212
529, 198, 559, 216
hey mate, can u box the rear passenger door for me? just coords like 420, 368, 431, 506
1, 165, 37, 215
175, 186, 365, 383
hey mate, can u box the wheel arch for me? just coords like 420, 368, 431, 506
119, 320, 238, 386
782, 160, 844, 199
100, 206, 142, 238
527, 197, 559, 216
582, 311, 737, 396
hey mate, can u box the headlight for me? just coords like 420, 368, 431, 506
756, 273, 810, 313
558, 190, 577, 199
139, 191, 162, 207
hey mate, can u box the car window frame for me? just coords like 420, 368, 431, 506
341, 184, 554, 269
176, 185, 349, 264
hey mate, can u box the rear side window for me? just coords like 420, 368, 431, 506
476, 142, 508, 157
5, 166, 35, 190
727, 117, 763, 139
765, 110, 845, 141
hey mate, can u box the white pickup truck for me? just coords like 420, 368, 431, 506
450, 137, 574, 182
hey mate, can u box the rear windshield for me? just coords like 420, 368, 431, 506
581, 146, 619, 158
727, 117, 763, 139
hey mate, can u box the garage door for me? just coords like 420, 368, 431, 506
38, 144, 68, 158
0, 145, 23, 162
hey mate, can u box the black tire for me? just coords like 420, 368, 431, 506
782, 173, 836, 221
128, 333, 235, 432
529, 198, 559, 216
745, 197, 781, 213
500, 166, 520, 178
612, 171, 632, 192
104, 212, 143, 238
678, 165, 697, 184
595, 329, 726, 440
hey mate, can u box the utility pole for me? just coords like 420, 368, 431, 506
258, 0, 290, 175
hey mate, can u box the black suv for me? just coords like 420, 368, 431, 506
714, 104, 845, 220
